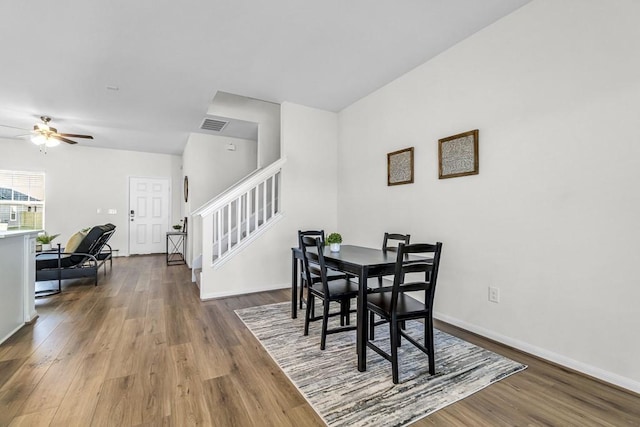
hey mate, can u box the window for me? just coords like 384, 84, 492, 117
0, 170, 45, 230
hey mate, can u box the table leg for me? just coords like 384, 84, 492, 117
291, 251, 298, 319
357, 266, 368, 371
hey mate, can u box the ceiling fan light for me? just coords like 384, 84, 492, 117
31, 134, 46, 145
45, 137, 60, 147
35, 123, 49, 132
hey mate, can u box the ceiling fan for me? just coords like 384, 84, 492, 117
0, 116, 93, 147
28, 116, 94, 147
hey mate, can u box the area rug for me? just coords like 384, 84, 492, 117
235, 302, 526, 427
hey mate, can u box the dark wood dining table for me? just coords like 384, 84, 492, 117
290, 244, 431, 372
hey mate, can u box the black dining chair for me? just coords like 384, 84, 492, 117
366, 242, 442, 383
300, 236, 358, 350
368, 232, 412, 333
298, 230, 350, 310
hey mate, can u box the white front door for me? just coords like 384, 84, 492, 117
129, 177, 170, 255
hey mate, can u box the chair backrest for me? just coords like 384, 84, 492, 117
298, 230, 325, 278
91, 223, 116, 254
298, 230, 325, 248
390, 242, 443, 312
382, 232, 411, 252
70, 223, 116, 264
299, 235, 330, 296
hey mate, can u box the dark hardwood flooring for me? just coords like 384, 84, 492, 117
0, 254, 638, 426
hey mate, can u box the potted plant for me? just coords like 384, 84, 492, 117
172, 219, 184, 231
36, 232, 60, 251
327, 232, 342, 252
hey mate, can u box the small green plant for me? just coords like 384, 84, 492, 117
326, 233, 342, 244
172, 224, 182, 230
36, 232, 60, 244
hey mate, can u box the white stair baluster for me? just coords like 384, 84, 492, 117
216, 210, 222, 260
237, 195, 242, 246
271, 175, 276, 217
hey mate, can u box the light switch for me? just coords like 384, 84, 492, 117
108, 209, 117, 215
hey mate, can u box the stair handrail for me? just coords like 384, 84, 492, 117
192, 157, 286, 218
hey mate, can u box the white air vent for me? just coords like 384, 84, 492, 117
200, 118, 228, 132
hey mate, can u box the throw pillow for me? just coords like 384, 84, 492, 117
65, 231, 87, 253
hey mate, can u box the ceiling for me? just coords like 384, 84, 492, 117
0, 0, 530, 155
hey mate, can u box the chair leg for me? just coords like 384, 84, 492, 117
339, 300, 345, 326
369, 311, 375, 340
344, 299, 351, 325
320, 300, 330, 350
426, 315, 435, 375
390, 317, 400, 384
299, 277, 305, 309
304, 294, 314, 336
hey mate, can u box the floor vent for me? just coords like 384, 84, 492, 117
200, 118, 228, 132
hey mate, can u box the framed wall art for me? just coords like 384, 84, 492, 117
438, 129, 479, 179
387, 147, 414, 186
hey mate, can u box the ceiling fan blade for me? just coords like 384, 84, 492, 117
58, 132, 93, 139
55, 136, 78, 145
58, 133, 93, 139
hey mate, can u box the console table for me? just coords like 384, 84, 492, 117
166, 231, 186, 266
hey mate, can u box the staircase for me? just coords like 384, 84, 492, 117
193, 158, 285, 270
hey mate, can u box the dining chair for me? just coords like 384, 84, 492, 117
366, 241, 442, 383
367, 232, 412, 333
300, 236, 358, 350
298, 230, 350, 310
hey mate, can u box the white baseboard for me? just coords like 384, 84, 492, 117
25, 311, 39, 323
434, 311, 640, 394
200, 283, 289, 301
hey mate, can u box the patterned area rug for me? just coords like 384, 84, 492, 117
235, 302, 526, 427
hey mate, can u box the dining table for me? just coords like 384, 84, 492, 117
290, 244, 431, 372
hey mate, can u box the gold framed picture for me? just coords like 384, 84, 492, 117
387, 147, 414, 186
438, 130, 479, 179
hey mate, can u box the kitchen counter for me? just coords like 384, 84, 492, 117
0, 230, 39, 344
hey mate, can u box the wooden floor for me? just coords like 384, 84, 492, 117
1, 255, 639, 426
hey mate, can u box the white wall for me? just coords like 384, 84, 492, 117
199, 102, 338, 298
0, 138, 182, 256
337, 0, 640, 392
208, 92, 281, 167
182, 133, 258, 264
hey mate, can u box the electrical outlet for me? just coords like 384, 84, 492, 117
108, 209, 117, 215
488, 286, 500, 303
